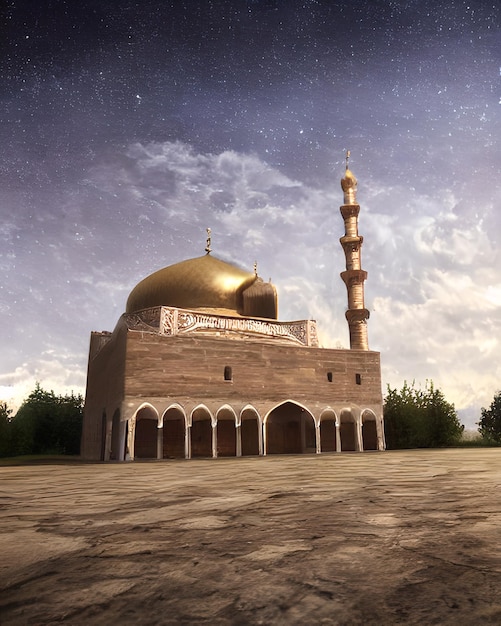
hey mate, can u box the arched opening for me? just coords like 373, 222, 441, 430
191, 406, 213, 458
135, 406, 158, 459
241, 406, 260, 456
162, 406, 186, 459
110, 409, 121, 460
265, 401, 316, 455
216, 406, 237, 457
362, 410, 378, 450
124, 421, 129, 459
340, 409, 357, 451
100, 411, 107, 461
320, 409, 337, 452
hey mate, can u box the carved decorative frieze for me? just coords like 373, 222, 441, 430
125, 306, 318, 347
125, 307, 162, 332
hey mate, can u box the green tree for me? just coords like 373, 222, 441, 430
478, 391, 501, 444
0, 401, 13, 457
384, 380, 464, 449
10, 383, 83, 456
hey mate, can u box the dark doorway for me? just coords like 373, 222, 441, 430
241, 411, 260, 456
266, 402, 315, 454
320, 417, 337, 452
135, 407, 158, 459
135, 419, 157, 458
362, 416, 378, 450
110, 409, 121, 460
100, 412, 107, 461
163, 407, 186, 458
340, 412, 357, 451
217, 419, 236, 457
191, 408, 212, 457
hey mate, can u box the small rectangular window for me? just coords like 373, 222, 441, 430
224, 365, 233, 381
327, 372, 333, 383
355, 373, 362, 385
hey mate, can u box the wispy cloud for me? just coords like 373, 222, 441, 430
1, 140, 499, 428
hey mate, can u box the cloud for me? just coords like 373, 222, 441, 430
1, 140, 499, 429
344, 168, 500, 429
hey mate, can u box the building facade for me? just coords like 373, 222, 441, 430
80, 163, 384, 460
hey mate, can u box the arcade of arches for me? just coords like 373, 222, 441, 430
105, 400, 384, 461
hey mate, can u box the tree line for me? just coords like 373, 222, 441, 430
384, 381, 501, 448
0, 381, 500, 458
0, 383, 83, 458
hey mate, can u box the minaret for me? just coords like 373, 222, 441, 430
339, 152, 370, 350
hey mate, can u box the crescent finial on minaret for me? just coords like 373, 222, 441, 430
341, 150, 357, 204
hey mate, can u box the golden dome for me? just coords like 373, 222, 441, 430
126, 254, 269, 316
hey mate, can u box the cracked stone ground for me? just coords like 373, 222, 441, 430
0, 449, 500, 625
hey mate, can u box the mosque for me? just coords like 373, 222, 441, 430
80, 161, 384, 460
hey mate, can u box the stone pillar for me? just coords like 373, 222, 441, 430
355, 414, 363, 452
118, 420, 127, 462
236, 424, 242, 457
335, 421, 342, 453
377, 414, 386, 451
185, 424, 191, 459
212, 423, 217, 458
104, 419, 112, 461
127, 417, 136, 461
157, 426, 163, 460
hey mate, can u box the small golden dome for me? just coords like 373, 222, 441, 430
341, 168, 358, 204
341, 168, 357, 191
126, 254, 277, 318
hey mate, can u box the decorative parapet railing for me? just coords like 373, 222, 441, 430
124, 306, 318, 347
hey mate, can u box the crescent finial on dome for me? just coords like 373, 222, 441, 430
205, 227, 212, 254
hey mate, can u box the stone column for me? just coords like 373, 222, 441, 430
335, 420, 341, 452
314, 421, 320, 454
236, 424, 242, 457
128, 417, 136, 461
104, 419, 112, 461
185, 424, 191, 459
355, 413, 363, 452
157, 426, 163, 460
212, 423, 217, 458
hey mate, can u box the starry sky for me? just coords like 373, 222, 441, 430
1, 0, 499, 429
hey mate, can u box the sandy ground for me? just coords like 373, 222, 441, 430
0, 449, 500, 625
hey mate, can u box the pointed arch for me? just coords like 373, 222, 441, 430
264, 400, 316, 455
216, 404, 238, 423
162, 404, 187, 459
190, 404, 215, 425
190, 404, 214, 458
320, 407, 338, 453
240, 404, 262, 456
339, 408, 357, 452
134, 403, 160, 459
361, 409, 378, 451
216, 405, 237, 457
